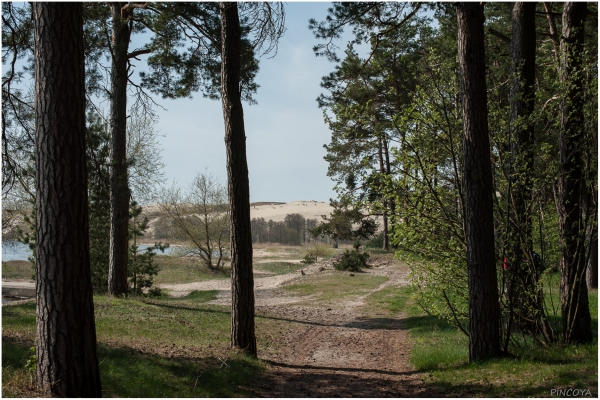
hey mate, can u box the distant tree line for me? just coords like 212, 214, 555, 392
251, 213, 320, 245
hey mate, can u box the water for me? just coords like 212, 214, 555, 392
1, 240, 177, 262
2, 241, 32, 262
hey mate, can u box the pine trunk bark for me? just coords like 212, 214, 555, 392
108, 2, 131, 296
377, 134, 389, 251
558, 2, 592, 344
508, 2, 536, 274
506, 3, 552, 341
33, 3, 102, 396
456, 2, 501, 362
586, 229, 598, 289
220, 2, 257, 357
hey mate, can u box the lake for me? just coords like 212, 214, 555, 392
2, 240, 178, 262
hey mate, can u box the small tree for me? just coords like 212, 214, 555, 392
159, 172, 229, 270
301, 243, 334, 265
310, 198, 377, 244
128, 201, 167, 296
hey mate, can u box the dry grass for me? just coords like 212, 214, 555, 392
2, 260, 34, 281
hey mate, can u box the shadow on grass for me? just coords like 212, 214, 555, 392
159, 290, 219, 303
2, 337, 264, 398
2, 337, 33, 370
267, 360, 419, 377
257, 362, 440, 398
142, 299, 231, 316
416, 341, 598, 397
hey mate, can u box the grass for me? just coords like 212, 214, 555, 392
365, 285, 598, 397
167, 290, 219, 303
1, 261, 33, 281
2, 294, 292, 397
257, 245, 307, 260
254, 261, 304, 276
282, 270, 387, 305
153, 255, 230, 285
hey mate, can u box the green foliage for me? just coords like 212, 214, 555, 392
310, 198, 377, 241
300, 243, 335, 265
334, 249, 370, 272
147, 287, 163, 298
251, 213, 320, 246
365, 232, 384, 249
300, 253, 317, 265
408, 258, 469, 335
16, 206, 36, 277
128, 201, 168, 296
86, 112, 111, 293
314, 1, 597, 347
24, 346, 36, 380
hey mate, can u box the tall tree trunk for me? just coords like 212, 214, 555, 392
33, 3, 102, 396
377, 133, 389, 251
220, 2, 257, 357
383, 134, 396, 219
586, 229, 598, 289
108, 2, 132, 296
558, 2, 592, 343
507, 2, 554, 342
508, 2, 536, 272
456, 2, 501, 362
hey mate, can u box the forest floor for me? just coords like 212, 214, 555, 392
160, 248, 439, 397
3, 246, 596, 397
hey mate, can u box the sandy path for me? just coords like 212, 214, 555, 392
161, 255, 437, 397
250, 261, 437, 397
159, 260, 327, 301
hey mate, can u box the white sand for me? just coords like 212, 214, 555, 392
249, 200, 333, 222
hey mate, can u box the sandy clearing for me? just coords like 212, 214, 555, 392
159, 259, 329, 297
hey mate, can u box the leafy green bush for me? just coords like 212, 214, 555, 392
301, 244, 334, 265
300, 253, 317, 265
129, 202, 168, 296
334, 249, 370, 272
365, 232, 384, 249
147, 287, 164, 298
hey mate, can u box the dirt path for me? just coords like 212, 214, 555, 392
253, 312, 435, 397
162, 254, 437, 397
249, 262, 437, 397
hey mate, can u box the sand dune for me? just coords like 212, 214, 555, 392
249, 200, 333, 222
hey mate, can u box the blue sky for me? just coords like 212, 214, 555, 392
3, 2, 351, 204
151, 2, 344, 203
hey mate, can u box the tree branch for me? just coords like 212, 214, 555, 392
488, 28, 510, 44
127, 48, 152, 59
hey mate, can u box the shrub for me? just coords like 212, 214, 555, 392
301, 243, 334, 265
365, 232, 384, 249
147, 287, 164, 298
334, 249, 370, 272
300, 253, 317, 265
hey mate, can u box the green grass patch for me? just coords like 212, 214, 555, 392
2, 339, 40, 398
282, 271, 387, 305
153, 290, 219, 303
2, 337, 263, 398
364, 285, 415, 316
97, 345, 263, 397
153, 255, 230, 285
369, 285, 598, 397
1, 261, 34, 281
2, 294, 279, 397
254, 261, 304, 276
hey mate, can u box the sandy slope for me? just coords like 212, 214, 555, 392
249, 200, 333, 222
